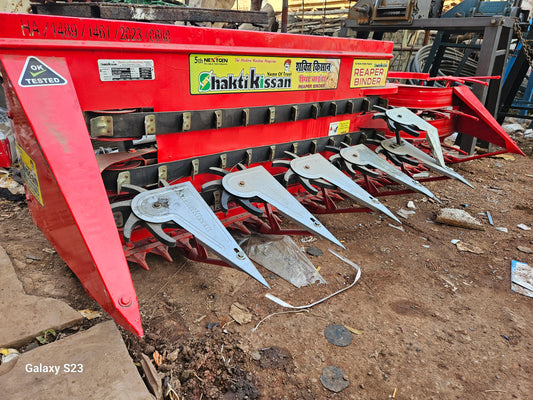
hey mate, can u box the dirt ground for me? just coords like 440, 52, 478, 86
0, 131, 532, 400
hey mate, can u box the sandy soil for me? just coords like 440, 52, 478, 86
0, 133, 532, 400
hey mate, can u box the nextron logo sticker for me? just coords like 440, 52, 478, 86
18, 57, 67, 87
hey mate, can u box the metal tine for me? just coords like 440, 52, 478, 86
113, 199, 177, 245
273, 158, 321, 194
384, 149, 421, 166
381, 137, 474, 188
129, 181, 269, 288
328, 144, 380, 179
220, 165, 344, 249
122, 211, 143, 243
387, 107, 446, 168
375, 146, 405, 166
376, 146, 421, 167
202, 177, 264, 216
110, 199, 135, 214
110, 198, 144, 242
143, 222, 177, 247
375, 106, 447, 168
358, 137, 416, 167
364, 137, 384, 147
333, 144, 438, 200
372, 107, 468, 187
121, 184, 147, 194
344, 160, 381, 179
284, 153, 401, 223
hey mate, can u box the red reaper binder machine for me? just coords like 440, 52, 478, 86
0, 11, 523, 336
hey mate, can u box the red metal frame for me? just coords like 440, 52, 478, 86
0, 12, 396, 336
0, 13, 523, 337
0, 137, 12, 168
381, 73, 524, 156
373, 81, 525, 158
1, 56, 143, 335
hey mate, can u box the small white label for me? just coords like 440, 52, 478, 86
98, 59, 154, 81
328, 120, 350, 136
328, 121, 339, 136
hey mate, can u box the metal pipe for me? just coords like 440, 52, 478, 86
301, 0, 305, 34
322, 0, 326, 36
281, 0, 288, 33
251, 0, 262, 11
393, 45, 423, 51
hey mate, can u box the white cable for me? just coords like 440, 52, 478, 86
252, 249, 362, 331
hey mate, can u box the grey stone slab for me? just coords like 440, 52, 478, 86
0, 320, 154, 400
0, 245, 83, 347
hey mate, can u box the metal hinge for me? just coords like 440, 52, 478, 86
90, 116, 113, 137
117, 171, 130, 194
144, 114, 156, 135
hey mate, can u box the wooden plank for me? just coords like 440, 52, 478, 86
288, 0, 351, 10
343, 16, 515, 32
31, 3, 98, 18
31, 3, 269, 25
287, 8, 349, 16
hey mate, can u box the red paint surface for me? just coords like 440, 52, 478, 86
0, 56, 142, 336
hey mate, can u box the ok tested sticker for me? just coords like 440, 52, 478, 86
190, 54, 340, 94
350, 59, 389, 88
18, 56, 67, 87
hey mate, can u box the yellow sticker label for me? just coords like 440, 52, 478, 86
350, 59, 389, 88
16, 144, 43, 206
328, 120, 351, 136
190, 54, 340, 94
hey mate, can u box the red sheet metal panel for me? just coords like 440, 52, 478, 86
453, 85, 525, 156
0, 55, 143, 336
0, 137, 12, 168
0, 13, 394, 112
0, 12, 396, 164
